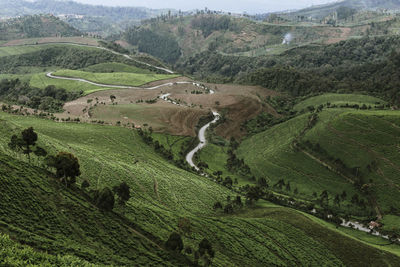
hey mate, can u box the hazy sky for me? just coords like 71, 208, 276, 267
73, 0, 338, 13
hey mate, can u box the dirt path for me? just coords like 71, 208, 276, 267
185, 111, 220, 171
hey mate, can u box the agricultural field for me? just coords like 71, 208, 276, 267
0, 111, 399, 266
91, 102, 209, 135
237, 106, 400, 230
0, 45, 48, 58
0, 234, 91, 266
0, 36, 99, 47
294, 93, 387, 112
81, 62, 154, 74
30, 72, 106, 94
52, 69, 180, 87
303, 110, 400, 212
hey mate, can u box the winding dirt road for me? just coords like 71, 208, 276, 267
47, 72, 196, 90
186, 111, 220, 171
47, 71, 219, 170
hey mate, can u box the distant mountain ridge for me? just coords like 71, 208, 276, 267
0, 14, 81, 40
0, 0, 174, 36
0, 0, 170, 21
284, 0, 400, 19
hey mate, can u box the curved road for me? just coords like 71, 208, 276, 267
185, 111, 220, 171
47, 72, 201, 90
47, 71, 219, 171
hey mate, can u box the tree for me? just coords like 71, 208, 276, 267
341, 190, 347, 200
213, 201, 222, 210
223, 176, 233, 188
165, 232, 184, 252
257, 177, 268, 188
246, 185, 264, 203
81, 179, 90, 190
95, 187, 115, 211
34, 146, 47, 159
234, 196, 243, 207
198, 238, 215, 258
224, 203, 234, 214
285, 182, 291, 192
21, 127, 38, 161
113, 181, 131, 205
49, 152, 81, 186
334, 194, 341, 206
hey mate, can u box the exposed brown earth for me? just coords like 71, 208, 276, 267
61, 80, 279, 138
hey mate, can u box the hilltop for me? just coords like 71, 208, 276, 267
0, 14, 81, 41
0, 0, 173, 36
280, 0, 400, 20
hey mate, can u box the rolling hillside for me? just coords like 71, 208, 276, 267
0, 15, 81, 41
237, 95, 400, 235
0, 0, 172, 36
282, 0, 400, 20
1, 111, 400, 266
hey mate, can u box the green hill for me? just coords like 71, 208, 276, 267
237, 99, 400, 234
1, 111, 399, 265
0, 15, 81, 41
282, 0, 400, 20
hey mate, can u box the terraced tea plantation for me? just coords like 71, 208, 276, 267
1, 111, 399, 266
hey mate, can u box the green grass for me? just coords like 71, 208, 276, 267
0, 43, 101, 58
238, 111, 360, 204
0, 233, 92, 266
151, 133, 192, 161
29, 72, 106, 94
0, 45, 47, 58
381, 215, 400, 235
1, 112, 399, 265
82, 62, 154, 74
197, 143, 249, 186
294, 93, 386, 112
304, 110, 400, 213
52, 69, 180, 87
238, 108, 400, 233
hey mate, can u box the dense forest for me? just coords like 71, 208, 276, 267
124, 28, 181, 64
0, 46, 160, 73
175, 36, 400, 104
190, 16, 239, 37
0, 79, 80, 112
0, 15, 81, 40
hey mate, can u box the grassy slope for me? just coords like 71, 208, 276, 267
0, 233, 92, 266
1, 112, 399, 265
0, 151, 175, 266
52, 70, 179, 87
0, 45, 47, 58
0, 43, 103, 58
81, 62, 154, 74
294, 93, 387, 112
303, 110, 400, 217
238, 111, 360, 202
29, 72, 106, 94
238, 103, 400, 227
